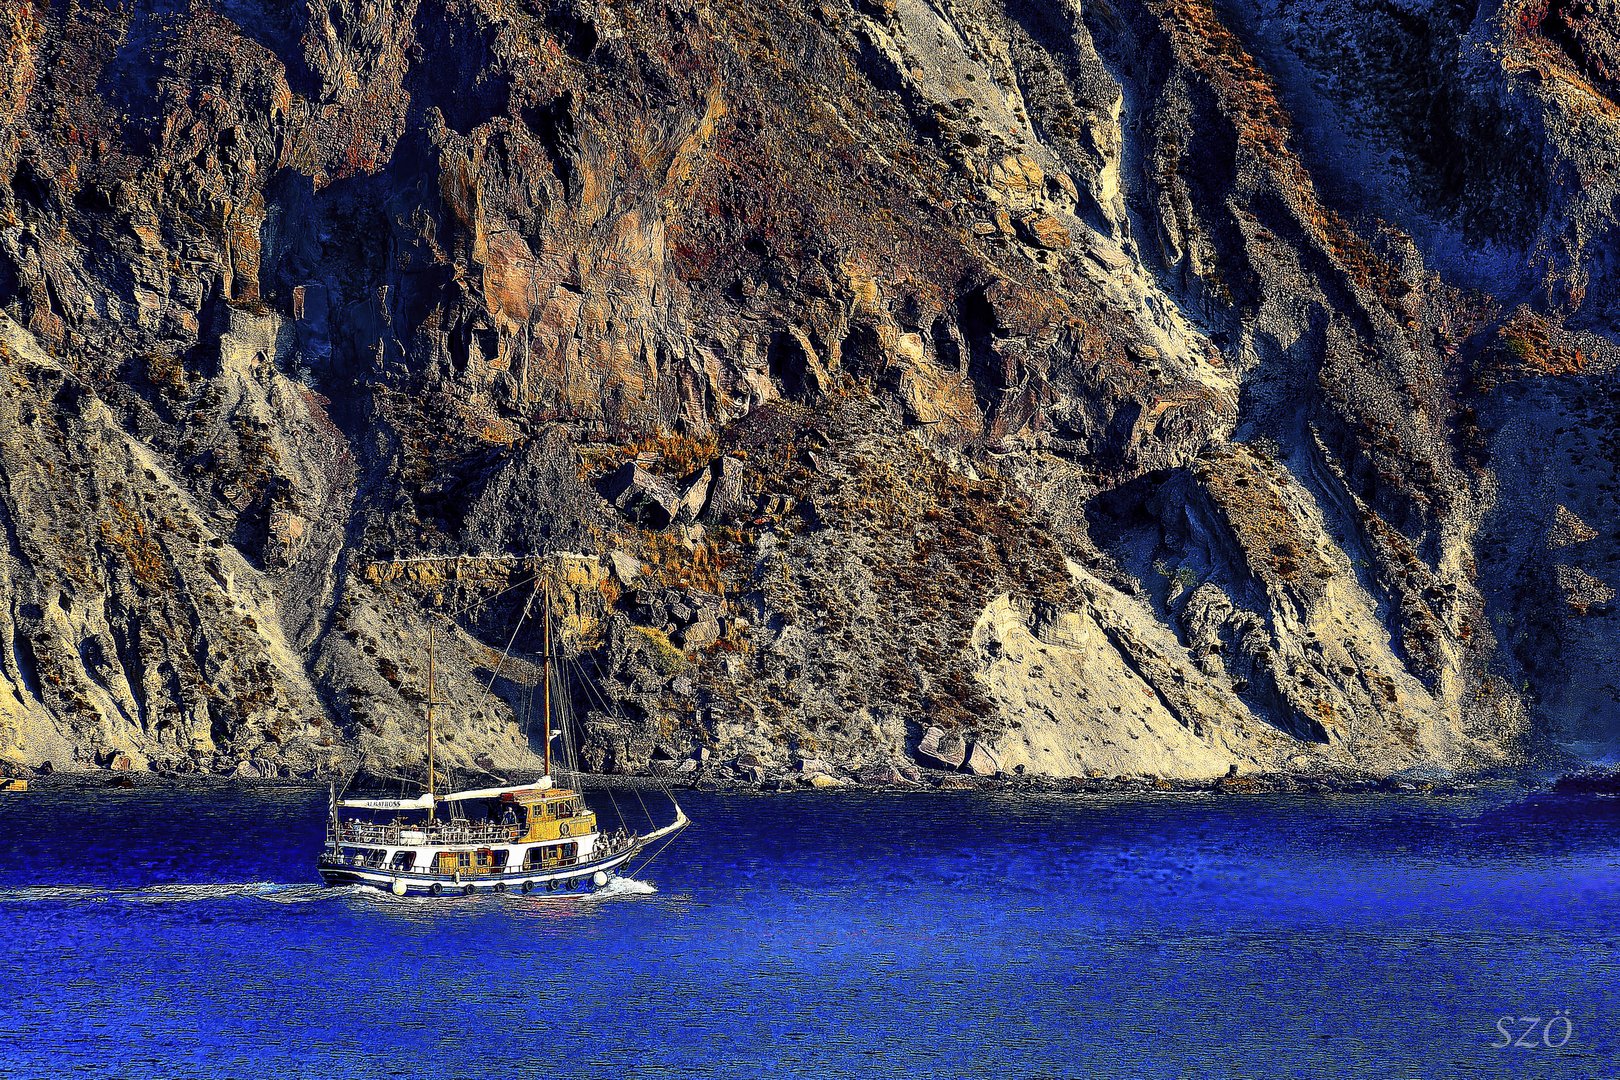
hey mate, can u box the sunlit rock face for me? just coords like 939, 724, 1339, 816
0, 0, 1614, 782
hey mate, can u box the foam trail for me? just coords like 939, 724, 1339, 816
0, 882, 298, 904
120, 882, 286, 904
256, 884, 358, 904
0, 885, 113, 904
584, 876, 658, 901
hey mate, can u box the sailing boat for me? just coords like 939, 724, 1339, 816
317, 579, 688, 897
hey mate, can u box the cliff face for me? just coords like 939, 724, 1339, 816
0, 0, 1615, 784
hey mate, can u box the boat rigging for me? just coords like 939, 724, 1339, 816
317, 568, 688, 898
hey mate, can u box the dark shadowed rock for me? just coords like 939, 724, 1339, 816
600, 464, 679, 529
465, 431, 601, 555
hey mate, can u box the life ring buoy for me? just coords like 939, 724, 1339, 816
560, 823, 571, 837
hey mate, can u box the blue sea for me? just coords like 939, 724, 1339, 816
0, 783, 1615, 1078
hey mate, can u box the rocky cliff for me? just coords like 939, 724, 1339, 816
0, 0, 1616, 786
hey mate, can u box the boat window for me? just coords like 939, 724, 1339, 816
391, 851, 415, 871
457, 852, 471, 868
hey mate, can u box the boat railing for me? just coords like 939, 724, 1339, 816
336, 822, 522, 845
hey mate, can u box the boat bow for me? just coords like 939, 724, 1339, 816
638, 803, 690, 846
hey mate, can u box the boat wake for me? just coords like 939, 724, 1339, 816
256, 883, 367, 904
0, 884, 114, 904
122, 882, 287, 904
0, 880, 291, 906
582, 876, 658, 900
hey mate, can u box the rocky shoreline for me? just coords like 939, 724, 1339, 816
8, 756, 1594, 803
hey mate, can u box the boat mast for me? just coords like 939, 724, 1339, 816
541, 580, 553, 780
426, 622, 436, 822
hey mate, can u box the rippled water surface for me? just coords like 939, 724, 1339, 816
1, 783, 1616, 1078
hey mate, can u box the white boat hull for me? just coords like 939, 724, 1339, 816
318, 846, 639, 897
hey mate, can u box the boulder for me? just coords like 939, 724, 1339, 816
916, 726, 967, 770
608, 550, 643, 585
806, 772, 845, 788
232, 759, 259, 779
856, 763, 909, 786
675, 617, 721, 649
964, 742, 1002, 776
600, 463, 679, 528
795, 756, 829, 774
676, 469, 712, 522
988, 153, 1045, 210
894, 353, 981, 436
1016, 213, 1072, 250
699, 456, 751, 523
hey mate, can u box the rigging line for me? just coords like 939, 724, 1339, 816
520, 669, 535, 745
433, 567, 546, 624
631, 767, 653, 832
483, 585, 538, 698
560, 647, 617, 816
573, 635, 683, 842
573, 648, 654, 831
574, 645, 657, 822
336, 762, 360, 801
558, 636, 575, 770
630, 829, 681, 878
567, 651, 630, 835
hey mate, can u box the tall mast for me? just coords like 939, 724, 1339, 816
541, 580, 553, 780
426, 622, 436, 821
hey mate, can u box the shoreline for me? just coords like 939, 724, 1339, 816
4, 762, 1602, 800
